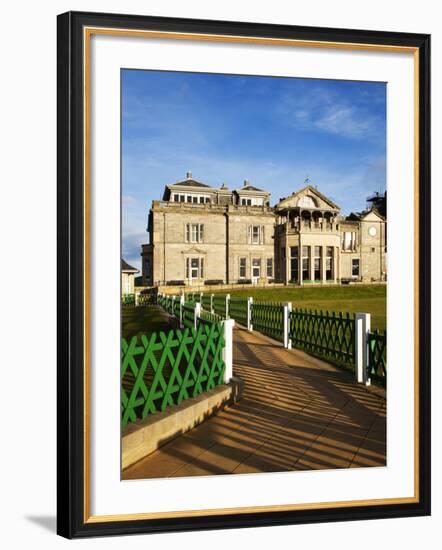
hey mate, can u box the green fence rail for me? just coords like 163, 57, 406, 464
228, 297, 248, 326
182, 302, 196, 330
251, 302, 285, 342
289, 309, 355, 368
202, 293, 213, 312
185, 292, 202, 304
198, 308, 224, 325
121, 322, 225, 427
157, 294, 165, 308
172, 297, 181, 317
213, 294, 228, 318
122, 294, 135, 306
367, 329, 387, 384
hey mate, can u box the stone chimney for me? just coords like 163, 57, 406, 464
243, 179, 249, 187
186, 171, 192, 179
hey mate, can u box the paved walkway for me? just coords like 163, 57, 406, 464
123, 326, 386, 479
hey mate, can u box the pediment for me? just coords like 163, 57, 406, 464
181, 246, 206, 255
277, 185, 340, 211
360, 209, 384, 222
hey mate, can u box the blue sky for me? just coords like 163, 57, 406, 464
122, 69, 386, 272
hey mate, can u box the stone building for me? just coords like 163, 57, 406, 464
140, 173, 386, 286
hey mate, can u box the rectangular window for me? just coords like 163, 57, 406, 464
179, 195, 185, 202
302, 246, 310, 281
205, 197, 210, 203
343, 231, 356, 251
185, 223, 204, 243
186, 196, 192, 203
199, 196, 205, 204
239, 258, 246, 278
326, 246, 333, 280
266, 258, 273, 278
252, 226, 260, 244
191, 224, 198, 242
192, 196, 198, 204
352, 258, 360, 277
290, 259, 298, 281
173, 194, 179, 202
314, 246, 321, 281
290, 246, 298, 282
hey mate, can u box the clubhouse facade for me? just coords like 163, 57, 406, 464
140, 173, 386, 287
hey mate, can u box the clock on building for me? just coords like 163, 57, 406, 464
368, 226, 377, 237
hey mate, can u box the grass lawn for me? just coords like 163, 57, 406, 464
216, 284, 386, 331
122, 305, 173, 339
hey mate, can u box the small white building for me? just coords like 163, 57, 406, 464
121, 259, 139, 296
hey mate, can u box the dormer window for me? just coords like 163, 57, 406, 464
241, 197, 264, 206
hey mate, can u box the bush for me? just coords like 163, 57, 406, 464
237, 279, 252, 285
166, 280, 185, 286
204, 279, 224, 285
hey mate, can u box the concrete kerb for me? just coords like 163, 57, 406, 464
122, 376, 244, 470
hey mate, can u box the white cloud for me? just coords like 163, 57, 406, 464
277, 85, 384, 140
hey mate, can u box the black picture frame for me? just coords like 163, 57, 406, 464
57, 10, 431, 539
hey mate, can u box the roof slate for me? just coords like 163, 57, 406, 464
121, 259, 139, 272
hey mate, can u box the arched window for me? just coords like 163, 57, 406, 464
297, 195, 316, 208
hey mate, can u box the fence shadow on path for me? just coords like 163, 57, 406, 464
123, 326, 386, 480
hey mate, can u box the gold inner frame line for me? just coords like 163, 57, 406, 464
82, 26, 420, 524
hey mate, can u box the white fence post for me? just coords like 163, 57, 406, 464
194, 302, 201, 330
282, 302, 292, 349
179, 294, 185, 328
283, 302, 292, 349
355, 312, 371, 384
210, 293, 214, 314
226, 294, 230, 319
134, 291, 139, 307
247, 297, 253, 331
222, 319, 235, 383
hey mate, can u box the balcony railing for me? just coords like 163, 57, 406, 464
277, 221, 339, 234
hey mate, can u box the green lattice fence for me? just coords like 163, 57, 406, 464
251, 302, 284, 342
202, 293, 213, 312
228, 297, 248, 326
122, 294, 135, 307
289, 309, 355, 368
213, 294, 228, 318
182, 302, 196, 329
368, 330, 387, 384
121, 322, 225, 427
